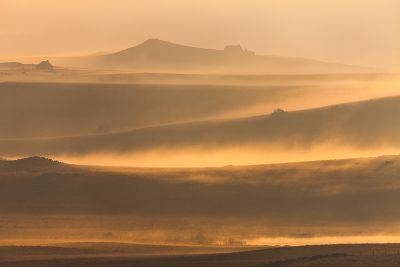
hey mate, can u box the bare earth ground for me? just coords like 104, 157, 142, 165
1, 243, 400, 267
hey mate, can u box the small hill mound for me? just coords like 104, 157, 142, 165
1, 156, 64, 169
36, 60, 54, 71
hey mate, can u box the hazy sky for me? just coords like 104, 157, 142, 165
1, 0, 399, 69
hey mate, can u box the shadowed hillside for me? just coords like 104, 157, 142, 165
2, 155, 400, 245
2, 154, 400, 220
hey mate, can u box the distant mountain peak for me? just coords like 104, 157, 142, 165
78, 39, 369, 74
138, 38, 182, 48
143, 38, 167, 44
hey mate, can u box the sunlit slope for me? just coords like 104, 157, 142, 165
56, 39, 368, 74
1, 96, 399, 157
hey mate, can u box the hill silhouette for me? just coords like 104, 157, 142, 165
56, 39, 368, 74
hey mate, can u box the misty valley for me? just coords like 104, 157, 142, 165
1, 1, 400, 265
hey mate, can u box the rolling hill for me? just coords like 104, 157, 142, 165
3, 78, 394, 139
1, 96, 399, 157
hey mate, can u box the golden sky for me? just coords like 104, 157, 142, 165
1, 0, 399, 69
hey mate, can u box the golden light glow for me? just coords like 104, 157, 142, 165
1, 0, 399, 69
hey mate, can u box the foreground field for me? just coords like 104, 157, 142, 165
1, 243, 400, 267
